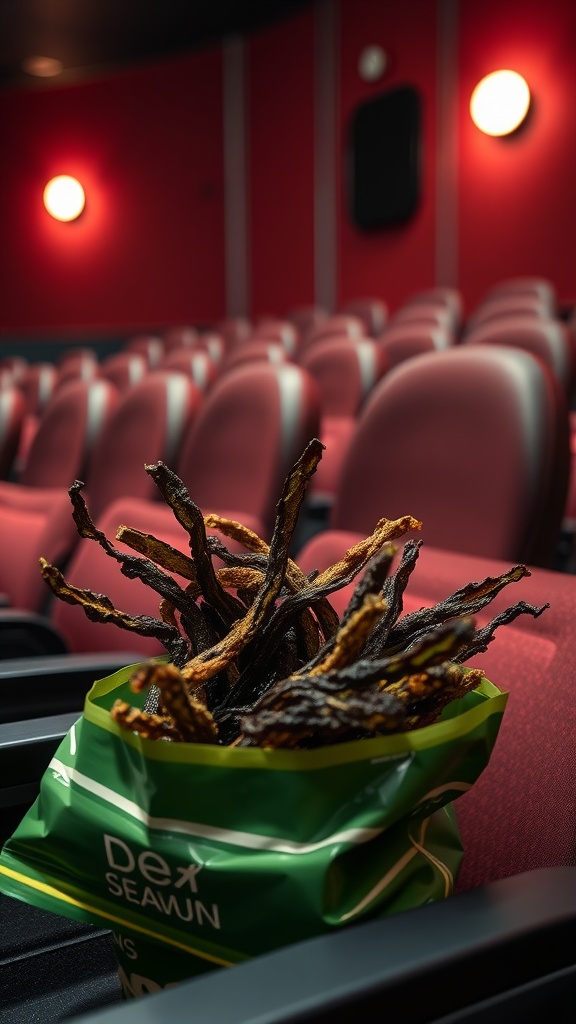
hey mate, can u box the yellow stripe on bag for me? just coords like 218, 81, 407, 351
0, 864, 237, 967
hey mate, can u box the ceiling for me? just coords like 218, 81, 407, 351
0, 0, 317, 90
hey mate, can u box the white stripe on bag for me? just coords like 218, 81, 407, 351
49, 757, 383, 854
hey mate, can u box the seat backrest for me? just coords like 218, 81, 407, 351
123, 334, 164, 368
330, 346, 570, 568
285, 305, 328, 342
403, 286, 463, 325
174, 361, 321, 539
483, 275, 556, 312
389, 302, 454, 331
378, 321, 453, 367
161, 348, 219, 392
215, 317, 252, 351
304, 315, 366, 350
221, 341, 290, 374
19, 363, 58, 416
252, 319, 299, 356
0, 356, 28, 384
464, 294, 552, 333
18, 378, 120, 488
299, 336, 389, 417
339, 298, 388, 338
50, 495, 194, 655
162, 325, 200, 353
0, 385, 25, 479
84, 371, 203, 521
55, 351, 99, 389
195, 332, 226, 365
463, 315, 575, 401
99, 352, 148, 393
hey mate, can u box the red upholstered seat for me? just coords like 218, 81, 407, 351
339, 298, 388, 338
285, 305, 328, 343
0, 379, 120, 610
297, 345, 569, 571
99, 351, 148, 393
79, 370, 203, 523
0, 373, 202, 612
299, 336, 390, 505
303, 314, 366, 351
123, 334, 164, 368
161, 348, 219, 392
252, 319, 299, 356
389, 302, 454, 332
54, 350, 99, 388
162, 325, 200, 353
0, 385, 25, 480
19, 363, 58, 417
48, 361, 321, 655
378, 320, 453, 368
173, 360, 321, 540
16, 378, 120, 490
482, 275, 557, 311
214, 317, 252, 351
221, 340, 290, 374
464, 294, 554, 334
462, 315, 575, 401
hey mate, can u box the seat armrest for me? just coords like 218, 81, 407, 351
0, 652, 147, 721
66, 867, 576, 1024
0, 607, 69, 657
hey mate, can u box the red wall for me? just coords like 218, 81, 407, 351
336, 0, 438, 312
458, 0, 576, 313
0, 50, 226, 334
247, 7, 316, 320
0, 0, 574, 336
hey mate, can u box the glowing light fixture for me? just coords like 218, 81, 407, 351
43, 176, 86, 222
22, 56, 64, 78
470, 70, 531, 136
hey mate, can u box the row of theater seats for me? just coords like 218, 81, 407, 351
3, 276, 574, 515
1, 278, 575, 1020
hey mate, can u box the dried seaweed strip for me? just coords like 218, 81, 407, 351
110, 699, 181, 741
130, 663, 219, 744
311, 516, 422, 592
117, 526, 198, 582
383, 564, 532, 654
238, 682, 405, 749
361, 540, 423, 659
338, 544, 397, 623
145, 462, 246, 627
391, 667, 481, 733
40, 558, 189, 663
67, 482, 210, 642
206, 514, 341, 641
309, 595, 387, 676
451, 600, 549, 662
179, 438, 324, 687
223, 520, 420, 708
316, 616, 477, 692
203, 514, 270, 555
297, 544, 398, 675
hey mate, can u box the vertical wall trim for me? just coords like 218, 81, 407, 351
314, 0, 338, 312
435, 0, 459, 288
223, 37, 249, 317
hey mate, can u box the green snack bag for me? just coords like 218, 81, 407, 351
0, 664, 507, 997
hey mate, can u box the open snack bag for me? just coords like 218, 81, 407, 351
0, 440, 546, 997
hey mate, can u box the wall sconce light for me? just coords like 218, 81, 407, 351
43, 175, 86, 221
358, 45, 388, 83
470, 70, 531, 136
